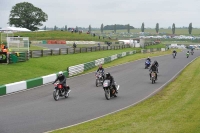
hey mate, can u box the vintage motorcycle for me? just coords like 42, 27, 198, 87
95, 72, 104, 87
145, 60, 151, 69
151, 71, 157, 84
53, 83, 71, 101
103, 80, 119, 100
172, 52, 176, 58
186, 52, 190, 58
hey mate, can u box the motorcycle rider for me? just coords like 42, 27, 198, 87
146, 56, 151, 63
149, 62, 158, 80
172, 50, 177, 56
105, 72, 118, 94
154, 60, 159, 73
186, 51, 190, 57
96, 64, 105, 79
53, 71, 70, 95
191, 48, 194, 55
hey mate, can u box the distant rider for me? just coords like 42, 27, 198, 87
191, 48, 194, 54
105, 72, 118, 93
146, 56, 151, 63
53, 71, 70, 95
96, 64, 105, 79
172, 50, 177, 56
186, 51, 190, 57
149, 63, 158, 80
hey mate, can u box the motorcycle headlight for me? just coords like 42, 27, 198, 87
103, 83, 108, 86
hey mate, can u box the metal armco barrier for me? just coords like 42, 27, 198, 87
29, 45, 130, 58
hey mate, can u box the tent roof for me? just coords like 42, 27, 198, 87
0, 27, 31, 32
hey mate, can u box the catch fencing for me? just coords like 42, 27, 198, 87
141, 48, 166, 53
29, 45, 130, 58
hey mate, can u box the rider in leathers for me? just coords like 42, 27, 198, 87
53, 71, 70, 94
149, 63, 158, 80
154, 60, 159, 73
96, 64, 105, 79
105, 72, 118, 93
172, 50, 177, 56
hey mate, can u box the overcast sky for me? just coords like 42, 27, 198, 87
0, 0, 200, 29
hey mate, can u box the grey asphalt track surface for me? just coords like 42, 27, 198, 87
0, 50, 199, 133
33, 44, 70, 49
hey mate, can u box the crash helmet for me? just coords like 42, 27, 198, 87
106, 72, 111, 78
58, 71, 63, 77
99, 64, 102, 68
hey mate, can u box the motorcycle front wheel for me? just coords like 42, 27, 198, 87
65, 90, 69, 98
105, 89, 110, 100
96, 79, 99, 87
152, 77, 155, 84
53, 89, 60, 101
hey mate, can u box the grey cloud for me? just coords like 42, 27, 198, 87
0, 0, 200, 28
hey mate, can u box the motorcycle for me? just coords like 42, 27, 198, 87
145, 60, 151, 69
103, 80, 119, 100
95, 72, 104, 87
151, 71, 157, 84
186, 53, 189, 58
172, 53, 176, 58
191, 51, 194, 55
53, 83, 71, 101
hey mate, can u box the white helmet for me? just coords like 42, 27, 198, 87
58, 71, 63, 76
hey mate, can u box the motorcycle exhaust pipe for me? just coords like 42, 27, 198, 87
117, 85, 120, 90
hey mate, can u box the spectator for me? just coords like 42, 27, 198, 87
1, 42, 5, 52
3, 46, 8, 53
73, 42, 77, 48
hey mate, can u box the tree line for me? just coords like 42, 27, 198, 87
8, 2, 194, 35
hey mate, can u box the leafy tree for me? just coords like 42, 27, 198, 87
54, 25, 57, 31
65, 25, 67, 31
141, 22, 144, 32
104, 24, 134, 30
127, 24, 130, 33
8, 2, 48, 31
188, 23, 192, 34
101, 23, 103, 33
155, 23, 159, 33
172, 23, 175, 34
89, 25, 91, 32
114, 24, 116, 33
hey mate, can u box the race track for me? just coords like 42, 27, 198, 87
0, 50, 199, 133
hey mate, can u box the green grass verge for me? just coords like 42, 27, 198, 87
29, 45, 46, 50
0, 46, 168, 85
51, 56, 200, 133
145, 44, 166, 49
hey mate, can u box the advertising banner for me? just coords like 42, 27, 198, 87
0, 52, 7, 63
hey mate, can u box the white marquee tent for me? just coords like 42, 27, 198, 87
0, 27, 31, 32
